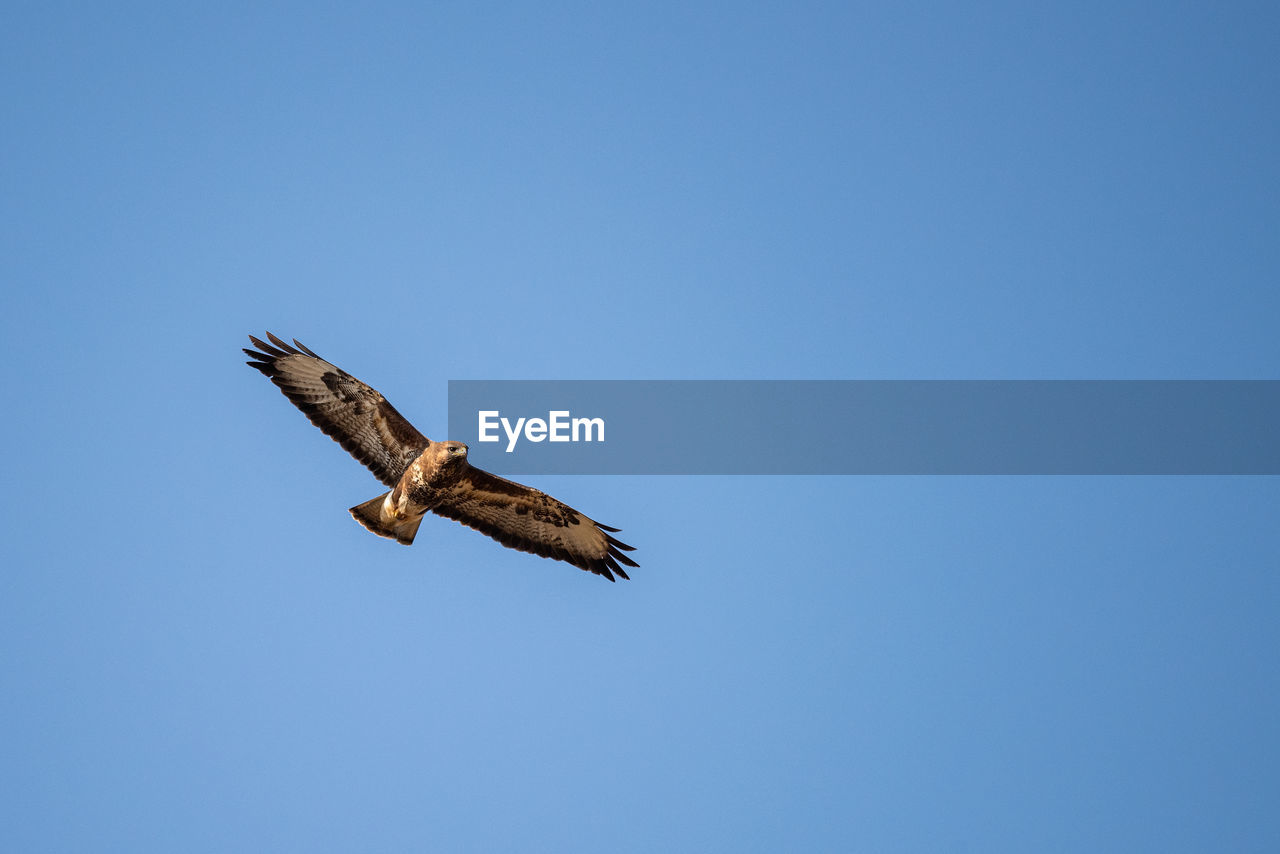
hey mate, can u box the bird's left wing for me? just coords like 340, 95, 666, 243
430, 466, 639, 581
244, 333, 430, 487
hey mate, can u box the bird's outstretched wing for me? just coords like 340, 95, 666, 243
430, 466, 639, 581
244, 333, 429, 487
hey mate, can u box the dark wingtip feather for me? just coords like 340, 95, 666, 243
247, 334, 287, 357
607, 558, 630, 581
266, 331, 301, 354
604, 530, 639, 568
608, 546, 640, 569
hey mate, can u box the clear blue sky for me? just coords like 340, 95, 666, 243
3, 2, 1278, 851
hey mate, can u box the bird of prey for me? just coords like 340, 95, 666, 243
244, 333, 638, 581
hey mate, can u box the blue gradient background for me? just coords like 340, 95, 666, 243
3, 3, 1278, 852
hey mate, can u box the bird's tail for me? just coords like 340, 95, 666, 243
349, 492, 424, 546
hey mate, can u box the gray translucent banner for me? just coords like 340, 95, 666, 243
446, 381, 1280, 475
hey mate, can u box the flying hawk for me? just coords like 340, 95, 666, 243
244, 333, 638, 581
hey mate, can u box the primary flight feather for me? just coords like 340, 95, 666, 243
244, 333, 638, 581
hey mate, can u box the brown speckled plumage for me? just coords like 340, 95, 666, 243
245, 333, 637, 581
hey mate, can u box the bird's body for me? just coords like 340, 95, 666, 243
245, 333, 637, 581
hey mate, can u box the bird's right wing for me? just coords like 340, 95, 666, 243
244, 333, 429, 487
